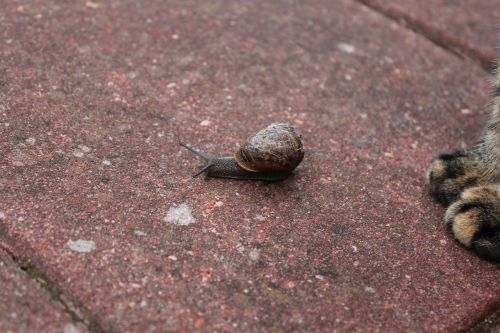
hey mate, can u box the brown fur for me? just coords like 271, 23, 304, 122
426, 66, 500, 262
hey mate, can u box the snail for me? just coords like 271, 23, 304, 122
180, 123, 304, 181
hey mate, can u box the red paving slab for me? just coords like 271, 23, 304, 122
358, 0, 499, 70
0, 0, 498, 332
0, 249, 87, 333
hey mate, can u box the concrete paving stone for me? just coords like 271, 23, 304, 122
0, 249, 88, 333
358, 0, 499, 70
0, 0, 498, 332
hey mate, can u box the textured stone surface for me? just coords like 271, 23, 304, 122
0, 0, 498, 332
359, 0, 499, 70
0, 250, 87, 333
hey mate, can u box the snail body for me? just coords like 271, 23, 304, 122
180, 123, 304, 181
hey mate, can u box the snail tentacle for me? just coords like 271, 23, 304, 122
179, 142, 216, 177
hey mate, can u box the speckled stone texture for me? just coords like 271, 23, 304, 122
0, 250, 87, 333
358, 0, 499, 70
0, 0, 498, 332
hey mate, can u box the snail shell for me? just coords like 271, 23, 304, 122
235, 123, 304, 172
180, 122, 304, 181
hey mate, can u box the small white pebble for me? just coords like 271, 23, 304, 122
439, 239, 447, 245
405, 275, 411, 279
352, 245, 358, 253
214, 201, 223, 207
67, 239, 96, 253
200, 119, 211, 126
337, 42, 355, 54
0, 212, 5, 220
344, 74, 352, 81
248, 248, 260, 261
364, 286, 376, 293
254, 214, 266, 222
168, 255, 178, 261
72, 149, 84, 158
163, 203, 196, 225
225, 95, 233, 100
79, 145, 91, 153
134, 230, 147, 236
140, 300, 148, 308
25, 137, 36, 145
171, 34, 179, 40
461, 108, 471, 115
167, 82, 176, 89
102, 159, 111, 166
127, 71, 138, 79
85, 1, 99, 9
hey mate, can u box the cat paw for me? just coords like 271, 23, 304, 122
426, 150, 480, 205
444, 185, 500, 262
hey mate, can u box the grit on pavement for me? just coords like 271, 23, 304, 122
0, 1, 498, 332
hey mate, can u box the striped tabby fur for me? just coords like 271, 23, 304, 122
426, 65, 500, 262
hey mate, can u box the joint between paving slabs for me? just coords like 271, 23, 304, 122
355, 0, 496, 73
467, 309, 500, 333
22, 266, 106, 333
0, 242, 106, 333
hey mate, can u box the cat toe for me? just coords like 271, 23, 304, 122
426, 150, 479, 205
444, 185, 500, 262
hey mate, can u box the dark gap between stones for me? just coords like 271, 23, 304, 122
355, 0, 496, 73
21, 266, 107, 333
0, 241, 106, 333
467, 310, 500, 333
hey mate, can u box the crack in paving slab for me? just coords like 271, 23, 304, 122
0, 241, 106, 333
467, 310, 500, 333
356, 0, 496, 72
22, 266, 105, 333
